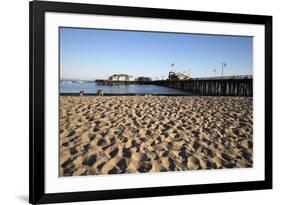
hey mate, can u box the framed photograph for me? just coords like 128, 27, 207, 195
29, 0, 272, 204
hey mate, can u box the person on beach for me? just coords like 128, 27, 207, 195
79, 90, 85, 96
96, 89, 104, 96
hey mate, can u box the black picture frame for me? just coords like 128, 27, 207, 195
29, 0, 272, 204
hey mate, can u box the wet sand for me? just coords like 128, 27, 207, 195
59, 96, 253, 176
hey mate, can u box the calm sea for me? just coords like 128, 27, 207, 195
60, 81, 192, 95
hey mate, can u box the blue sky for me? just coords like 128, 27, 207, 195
60, 27, 253, 80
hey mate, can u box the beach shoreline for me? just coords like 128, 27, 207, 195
59, 96, 253, 176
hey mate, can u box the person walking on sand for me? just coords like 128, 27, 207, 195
79, 90, 85, 96
96, 89, 104, 96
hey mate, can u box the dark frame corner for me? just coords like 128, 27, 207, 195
29, 1, 272, 204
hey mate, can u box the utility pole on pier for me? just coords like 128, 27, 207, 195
171, 63, 175, 72
221, 62, 226, 77
213, 68, 216, 77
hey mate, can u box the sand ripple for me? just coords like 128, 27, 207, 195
59, 96, 253, 176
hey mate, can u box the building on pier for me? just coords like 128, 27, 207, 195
137, 76, 152, 81
168, 71, 190, 81
108, 74, 135, 81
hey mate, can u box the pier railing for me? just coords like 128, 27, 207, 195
192, 75, 252, 80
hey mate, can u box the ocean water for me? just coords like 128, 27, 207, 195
60, 81, 192, 95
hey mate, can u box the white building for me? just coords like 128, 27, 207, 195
168, 71, 190, 80
109, 74, 135, 81
128, 75, 135, 81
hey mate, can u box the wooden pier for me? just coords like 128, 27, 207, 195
95, 75, 253, 96
153, 76, 253, 96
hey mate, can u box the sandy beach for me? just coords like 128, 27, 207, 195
59, 96, 253, 176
